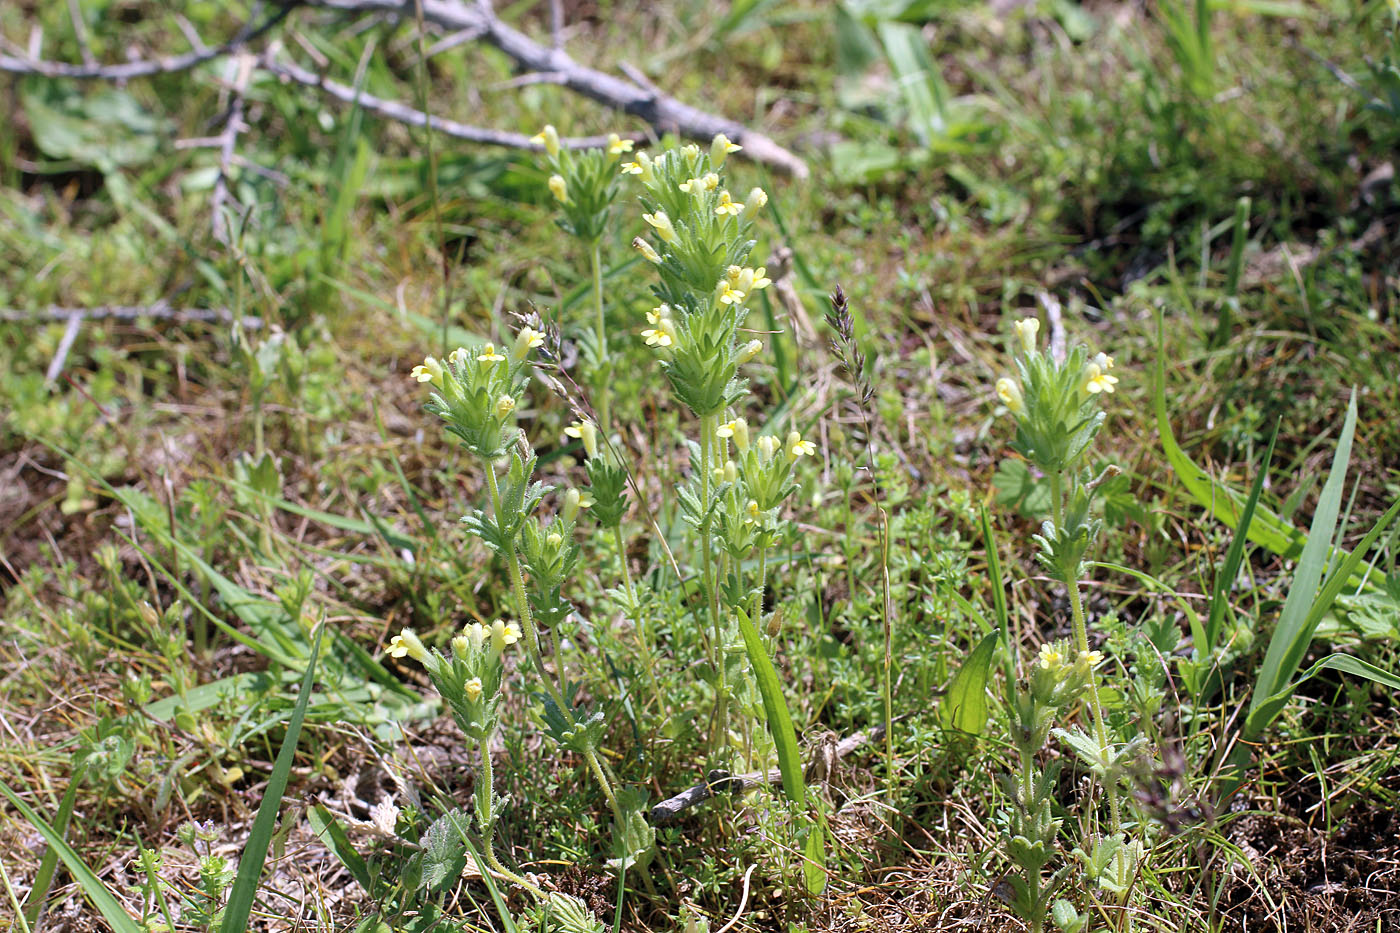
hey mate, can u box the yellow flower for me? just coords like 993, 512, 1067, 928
620, 151, 649, 175
531, 124, 561, 157
478, 344, 506, 365
387, 629, 427, 663
642, 210, 678, 244
715, 190, 744, 217
1038, 643, 1064, 670
786, 430, 816, 460
547, 173, 569, 204
647, 304, 673, 326
678, 177, 701, 193
734, 266, 771, 293
490, 619, 520, 655
606, 132, 633, 159
463, 677, 484, 702
746, 187, 768, 211
641, 324, 674, 348
716, 418, 750, 451
561, 487, 596, 523
632, 237, 662, 264
411, 356, 444, 385
996, 378, 1025, 415
513, 327, 545, 360
563, 420, 599, 459
718, 281, 746, 305
1093, 351, 1115, 371
1014, 317, 1040, 355
495, 394, 516, 418
702, 172, 720, 190
744, 499, 761, 524
1082, 362, 1119, 395
1079, 649, 1104, 667
710, 133, 741, 168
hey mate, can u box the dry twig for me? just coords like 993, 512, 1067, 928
649, 723, 886, 824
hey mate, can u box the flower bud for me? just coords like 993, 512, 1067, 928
463, 677, 484, 702
548, 174, 569, 204
723, 460, 738, 483
746, 187, 768, 211
632, 237, 662, 264
546, 531, 563, 548
451, 634, 471, 658
737, 339, 763, 365
531, 124, 561, 157
995, 377, 1025, 415
642, 210, 678, 244
495, 394, 517, 418
563, 487, 582, 523
756, 434, 781, 462
1014, 317, 1040, 355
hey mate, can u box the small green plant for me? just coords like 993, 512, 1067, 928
990, 317, 1148, 931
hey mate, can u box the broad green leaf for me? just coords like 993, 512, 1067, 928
736, 611, 806, 804
221, 622, 325, 933
940, 632, 997, 735
0, 781, 143, 933
308, 806, 372, 892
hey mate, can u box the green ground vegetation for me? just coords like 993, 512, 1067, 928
2, 0, 1400, 930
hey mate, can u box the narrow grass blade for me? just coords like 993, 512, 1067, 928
22, 763, 84, 928
876, 21, 949, 142
1247, 391, 1357, 733
979, 506, 1015, 686
1245, 492, 1400, 735
1206, 421, 1277, 649
0, 781, 142, 933
1154, 314, 1386, 593
221, 621, 326, 933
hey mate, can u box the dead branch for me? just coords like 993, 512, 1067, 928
299, 0, 808, 176
649, 723, 886, 825
0, 5, 292, 81
212, 53, 257, 244
262, 56, 618, 150
2, 303, 262, 328
2, 0, 807, 176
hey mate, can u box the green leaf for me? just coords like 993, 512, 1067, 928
802, 826, 828, 895
875, 21, 949, 142
736, 610, 806, 805
940, 632, 997, 735
1247, 392, 1357, 733
221, 622, 325, 933
1153, 314, 1388, 594
1205, 422, 1277, 650
0, 781, 143, 933
308, 805, 372, 893
736, 609, 825, 886
419, 809, 472, 893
